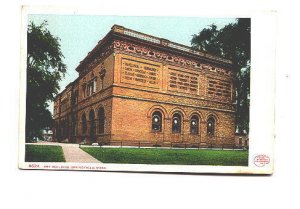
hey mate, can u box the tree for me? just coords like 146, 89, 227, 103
26, 21, 66, 142
191, 18, 250, 133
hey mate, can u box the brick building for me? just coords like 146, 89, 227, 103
53, 25, 236, 147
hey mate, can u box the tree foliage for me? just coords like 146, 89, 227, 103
191, 18, 250, 133
26, 21, 66, 141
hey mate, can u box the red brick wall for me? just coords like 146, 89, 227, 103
110, 96, 235, 146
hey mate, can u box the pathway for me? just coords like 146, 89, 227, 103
60, 143, 101, 163
28, 141, 102, 163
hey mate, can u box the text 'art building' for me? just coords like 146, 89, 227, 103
53, 25, 236, 147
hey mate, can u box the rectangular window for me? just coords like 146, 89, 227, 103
93, 79, 97, 93
82, 85, 86, 98
87, 85, 90, 96
86, 78, 97, 96
87, 83, 93, 96
99, 78, 103, 91
89, 83, 93, 95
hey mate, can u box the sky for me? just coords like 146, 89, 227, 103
28, 15, 236, 113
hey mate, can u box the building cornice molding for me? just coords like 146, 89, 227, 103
112, 84, 234, 108
113, 40, 234, 78
75, 25, 234, 76
111, 25, 232, 66
113, 94, 235, 114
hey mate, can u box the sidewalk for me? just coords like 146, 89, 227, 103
28, 141, 102, 163
60, 143, 101, 163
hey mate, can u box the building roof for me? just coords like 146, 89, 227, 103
75, 24, 233, 73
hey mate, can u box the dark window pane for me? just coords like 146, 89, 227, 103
207, 117, 215, 136
98, 107, 105, 134
190, 115, 199, 134
82, 114, 87, 134
89, 110, 96, 141
172, 113, 181, 133
152, 111, 162, 132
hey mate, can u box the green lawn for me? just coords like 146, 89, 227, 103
81, 147, 248, 166
25, 145, 65, 162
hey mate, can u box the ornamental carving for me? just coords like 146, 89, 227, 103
113, 40, 233, 77
78, 44, 114, 75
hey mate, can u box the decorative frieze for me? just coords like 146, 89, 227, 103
113, 40, 233, 77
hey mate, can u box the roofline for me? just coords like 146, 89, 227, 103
112, 25, 232, 64
55, 76, 81, 98
75, 24, 233, 72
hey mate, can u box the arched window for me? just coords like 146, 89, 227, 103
71, 115, 76, 136
81, 113, 87, 134
98, 107, 105, 134
172, 113, 182, 133
61, 120, 65, 138
89, 110, 96, 141
190, 115, 199, 134
207, 117, 215, 136
152, 111, 162, 132
63, 119, 67, 138
58, 121, 62, 139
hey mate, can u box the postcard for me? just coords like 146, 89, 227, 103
19, 6, 275, 174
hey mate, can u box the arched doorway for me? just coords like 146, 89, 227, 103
81, 113, 87, 135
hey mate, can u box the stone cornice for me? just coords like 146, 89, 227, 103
111, 25, 232, 66
113, 39, 234, 78
55, 83, 235, 118
54, 92, 235, 121
113, 94, 235, 114
112, 84, 234, 107
75, 25, 234, 76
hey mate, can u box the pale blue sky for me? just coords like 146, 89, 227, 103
28, 15, 236, 113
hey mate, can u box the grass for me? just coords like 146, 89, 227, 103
81, 147, 248, 166
25, 145, 65, 162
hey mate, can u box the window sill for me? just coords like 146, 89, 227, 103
151, 131, 162, 133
